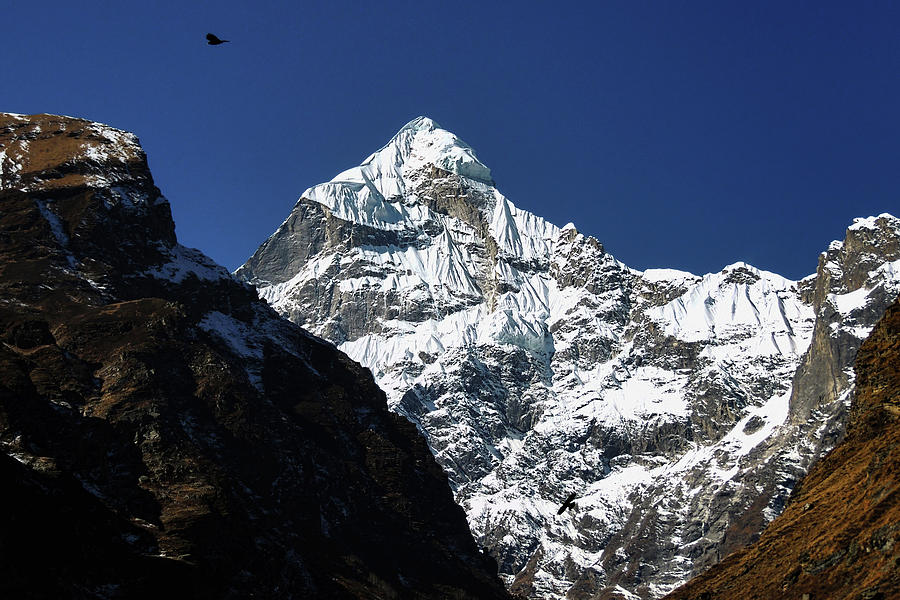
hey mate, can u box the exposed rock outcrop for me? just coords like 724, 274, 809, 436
0, 113, 509, 599
664, 295, 900, 600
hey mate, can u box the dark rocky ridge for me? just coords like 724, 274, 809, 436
790, 215, 900, 431
664, 295, 900, 600
0, 113, 510, 599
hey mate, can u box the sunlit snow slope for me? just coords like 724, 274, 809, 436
237, 117, 900, 599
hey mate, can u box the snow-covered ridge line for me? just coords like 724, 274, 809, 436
649, 263, 804, 346
849, 212, 899, 231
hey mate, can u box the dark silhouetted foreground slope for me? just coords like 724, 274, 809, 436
0, 113, 509, 599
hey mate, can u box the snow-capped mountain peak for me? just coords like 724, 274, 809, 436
237, 117, 900, 600
301, 116, 494, 230
370, 115, 493, 184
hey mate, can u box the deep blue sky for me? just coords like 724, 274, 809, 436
3, 1, 897, 279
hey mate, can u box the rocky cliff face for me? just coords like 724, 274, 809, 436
588, 215, 900, 599
664, 295, 900, 600
237, 117, 900, 598
0, 113, 509, 599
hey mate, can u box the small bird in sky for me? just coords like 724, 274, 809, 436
557, 492, 577, 515
206, 33, 230, 45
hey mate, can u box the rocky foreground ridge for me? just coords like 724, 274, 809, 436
238, 117, 900, 598
0, 113, 510, 599
665, 295, 900, 600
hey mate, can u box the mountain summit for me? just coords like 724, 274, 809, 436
297, 116, 493, 232
237, 118, 900, 598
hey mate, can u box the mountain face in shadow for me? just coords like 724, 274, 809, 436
0, 113, 509, 599
664, 295, 900, 600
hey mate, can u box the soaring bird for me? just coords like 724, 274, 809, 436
557, 492, 577, 515
206, 33, 230, 45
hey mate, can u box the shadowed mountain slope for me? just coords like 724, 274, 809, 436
0, 113, 509, 599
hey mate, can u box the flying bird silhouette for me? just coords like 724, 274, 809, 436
557, 492, 577, 515
206, 33, 230, 45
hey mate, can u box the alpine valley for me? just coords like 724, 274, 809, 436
237, 117, 900, 599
